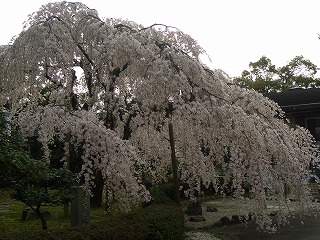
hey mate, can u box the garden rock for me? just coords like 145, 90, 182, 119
270, 211, 278, 216
231, 215, 241, 224
219, 216, 231, 225
206, 205, 218, 212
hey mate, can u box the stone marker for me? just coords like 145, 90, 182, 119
71, 186, 90, 226
186, 199, 202, 216
21, 208, 29, 221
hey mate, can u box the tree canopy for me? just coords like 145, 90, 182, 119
0, 2, 319, 229
234, 55, 320, 93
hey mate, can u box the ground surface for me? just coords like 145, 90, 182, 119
184, 197, 320, 240
221, 214, 320, 240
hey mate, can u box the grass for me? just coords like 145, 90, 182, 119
0, 187, 185, 240
0, 188, 107, 234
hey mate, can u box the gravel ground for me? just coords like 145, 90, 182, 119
183, 196, 317, 240
184, 197, 253, 230
184, 231, 221, 240
183, 197, 252, 240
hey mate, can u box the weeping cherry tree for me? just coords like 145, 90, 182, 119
0, 1, 319, 229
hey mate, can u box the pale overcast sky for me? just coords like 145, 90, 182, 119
1, 0, 319, 78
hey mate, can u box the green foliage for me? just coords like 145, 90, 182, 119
234, 55, 320, 93
11, 167, 75, 207
157, 183, 176, 198
0, 111, 76, 230
149, 183, 176, 204
234, 56, 280, 94
10, 167, 75, 230
149, 188, 172, 204
0, 190, 104, 237
0, 111, 42, 185
139, 203, 184, 240
278, 55, 319, 90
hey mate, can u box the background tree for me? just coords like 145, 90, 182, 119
234, 55, 319, 93
0, 2, 319, 229
0, 109, 33, 185
11, 167, 75, 230
278, 55, 319, 90
234, 56, 281, 94
0, 108, 75, 230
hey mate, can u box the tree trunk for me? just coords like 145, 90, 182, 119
105, 184, 110, 212
104, 176, 112, 212
169, 121, 181, 206
34, 209, 48, 230
64, 132, 71, 217
91, 169, 104, 208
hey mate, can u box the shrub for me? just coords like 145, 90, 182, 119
156, 183, 176, 201
148, 186, 173, 204
137, 203, 184, 240
148, 182, 187, 203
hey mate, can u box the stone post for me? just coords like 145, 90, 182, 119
71, 186, 90, 226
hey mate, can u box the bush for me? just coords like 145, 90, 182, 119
149, 182, 187, 203
139, 203, 184, 240
148, 186, 173, 204
156, 183, 176, 201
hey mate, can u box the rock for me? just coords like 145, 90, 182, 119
186, 199, 202, 216
219, 216, 231, 225
206, 205, 218, 212
231, 215, 246, 224
189, 216, 206, 222
270, 211, 278, 216
231, 215, 241, 224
